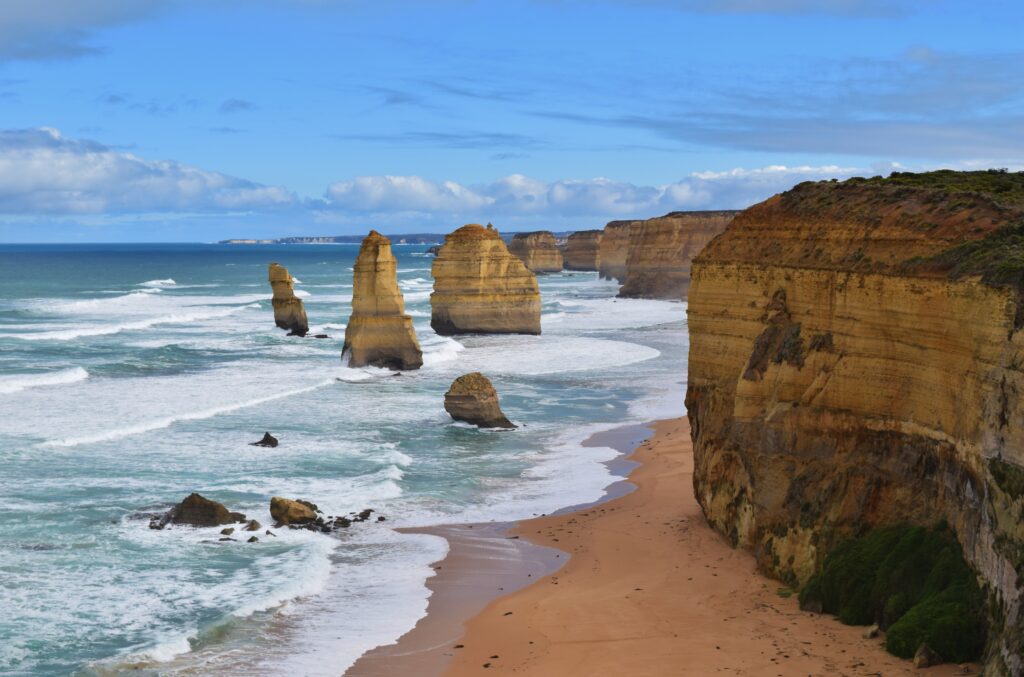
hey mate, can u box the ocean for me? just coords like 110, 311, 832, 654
0, 243, 687, 676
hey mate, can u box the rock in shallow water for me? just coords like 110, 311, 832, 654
444, 372, 515, 429
268, 263, 309, 336
250, 432, 278, 448
149, 493, 246, 529
269, 496, 318, 525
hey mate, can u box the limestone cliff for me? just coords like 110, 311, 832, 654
619, 211, 736, 299
685, 170, 1024, 673
268, 263, 309, 336
430, 224, 541, 335
598, 220, 632, 282
343, 230, 423, 370
444, 372, 515, 428
507, 231, 564, 273
563, 230, 603, 271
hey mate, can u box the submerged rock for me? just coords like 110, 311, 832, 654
430, 224, 541, 335
268, 263, 309, 336
269, 496, 318, 525
149, 493, 246, 529
563, 230, 603, 271
444, 372, 515, 429
507, 231, 564, 273
343, 230, 424, 370
250, 432, 279, 448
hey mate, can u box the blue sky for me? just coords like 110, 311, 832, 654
0, 0, 1021, 242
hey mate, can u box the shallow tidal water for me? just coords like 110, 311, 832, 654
0, 243, 688, 676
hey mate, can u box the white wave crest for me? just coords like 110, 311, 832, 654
139, 279, 176, 288
0, 367, 89, 395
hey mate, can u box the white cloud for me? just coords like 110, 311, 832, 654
0, 128, 295, 214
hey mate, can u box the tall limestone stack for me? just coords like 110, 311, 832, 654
685, 170, 1024, 673
597, 220, 633, 282
563, 230, 603, 270
507, 231, 564, 273
618, 210, 737, 300
268, 263, 309, 336
343, 230, 423, 370
430, 224, 541, 335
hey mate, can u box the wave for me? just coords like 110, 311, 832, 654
140, 279, 176, 288
39, 377, 336, 448
0, 367, 89, 395
1, 304, 260, 342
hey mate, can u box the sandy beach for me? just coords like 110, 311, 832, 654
354, 417, 976, 677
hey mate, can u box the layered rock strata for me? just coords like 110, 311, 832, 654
444, 372, 515, 428
619, 211, 736, 299
430, 224, 541, 335
268, 263, 309, 335
685, 170, 1024, 673
598, 220, 633, 281
343, 230, 423, 370
508, 231, 564, 273
563, 230, 603, 271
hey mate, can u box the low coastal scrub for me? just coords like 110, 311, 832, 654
798, 524, 986, 663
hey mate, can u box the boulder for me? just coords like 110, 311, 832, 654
444, 372, 516, 429
914, 643, 942, 668
564, 230, 603, 271
268, 263, 309, 336
250, 432, 278, 448
343, 230, 424, 370
270, 496, 318, 525
244, 519, 262, 532
150, 493, 246, 529
431, 224, 541, 335
507, 231, 564, 273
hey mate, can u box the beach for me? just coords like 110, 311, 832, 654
356, 417, 976, 676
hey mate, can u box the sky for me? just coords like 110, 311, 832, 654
0, 0, 1022, 242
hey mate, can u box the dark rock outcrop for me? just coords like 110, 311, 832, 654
444, 372, 515, 429
250, 432, 278, 448
149, 493, 246, 529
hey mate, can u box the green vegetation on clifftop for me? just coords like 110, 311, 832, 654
798, 524, 986, 663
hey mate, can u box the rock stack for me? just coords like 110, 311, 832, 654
268, 263, 309, 336
430, 224, 541, 335
343, 230, 423, 370
563, 230, 603, 270
444, 372, 515, 428
618, 211, 736, 300
507, 231, 564, 273
598, 220, 632, 282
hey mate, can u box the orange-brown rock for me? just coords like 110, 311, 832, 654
444, 372, 515, 428
563, 230, 603, 270
618, 211, 736, 299
343, 230, 423, 370
269, 496, 318, 525
430, 224, 541, 335
685, 170, 1024, 673
598, 220, 633, 282
268, 263, 309, 336
507, 231, 563, 273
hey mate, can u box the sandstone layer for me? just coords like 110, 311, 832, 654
685, 170, 1024, 674
597, 220, 633, 281
507, 231, 564, 273
618, 210, 736, 299
563, 230, 603, 270
343, 230, 423, 370
430, 224, 541, 335
444, 372, 515, 428
268, 263, 309, 336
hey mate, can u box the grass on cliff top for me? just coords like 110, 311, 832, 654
844, 169, 1024, 208
798, 524, 986, 663
908, 223, 1024, 292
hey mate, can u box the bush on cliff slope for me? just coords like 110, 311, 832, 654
798, 524, 986, 663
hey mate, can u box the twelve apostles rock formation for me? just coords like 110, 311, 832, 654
618, 211, 737, 299
268, 263, 309, 336
597, 220, 633, 282
685, 170, 1024, 672
444, 372, 515, 428
430, 224, 541, 335
563, 230, 603, 271
343, 230, 423, 370
507, 231, 564, 273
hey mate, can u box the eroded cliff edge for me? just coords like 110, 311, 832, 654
563, 229, 602, 271
685, 170, 1024, 674
508, 231, 564, 273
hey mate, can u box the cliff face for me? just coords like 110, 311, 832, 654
343, 231, 423, 370
619, 211, 736, 300
685, 171, 1024, 674
508, 231, 564, 273
268, 263, 309, 335
563, 230, 603, 271
598, 220, 632, 282
431, 224, 541, 335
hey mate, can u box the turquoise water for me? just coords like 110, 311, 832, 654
0, 243, 687, 675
